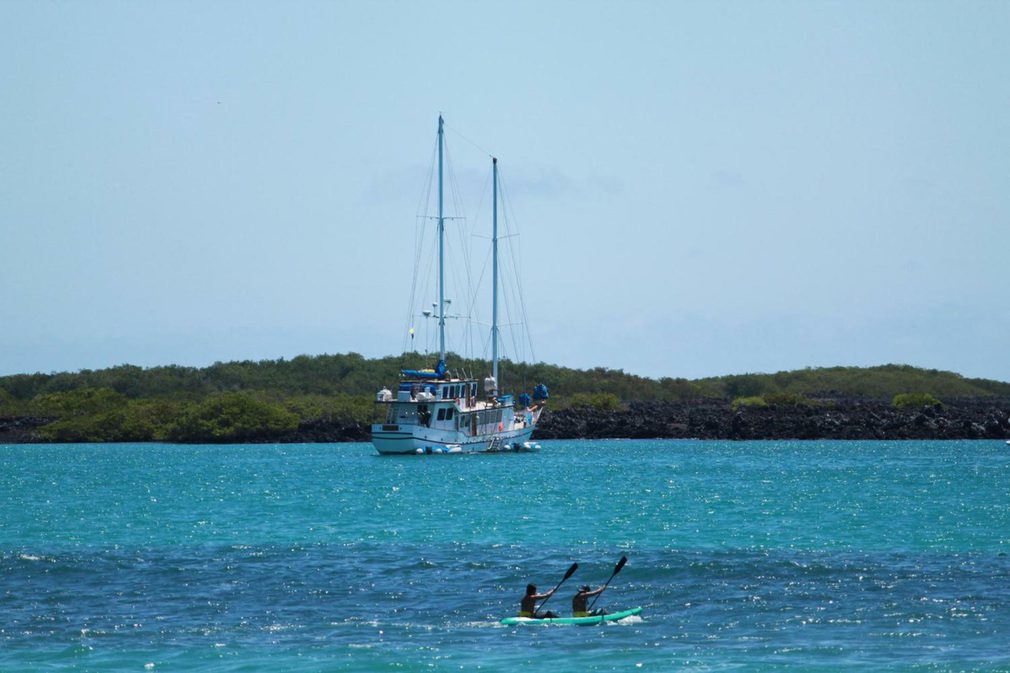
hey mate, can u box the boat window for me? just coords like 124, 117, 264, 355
437, 408, 446, 421
446, 408, 454, 420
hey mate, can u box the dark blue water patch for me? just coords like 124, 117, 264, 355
2, 543, 1008, 670
4, 440, 1009, 670
635, 548, 1010, 666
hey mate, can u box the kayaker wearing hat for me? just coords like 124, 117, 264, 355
572, 584, 607, 617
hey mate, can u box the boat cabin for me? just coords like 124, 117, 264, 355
375, 377, 522, 436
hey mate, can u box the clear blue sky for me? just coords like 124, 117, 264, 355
2, 1, 1008, 381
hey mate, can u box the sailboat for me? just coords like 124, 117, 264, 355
370, 117, 549, 455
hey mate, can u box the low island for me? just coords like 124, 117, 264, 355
1, 355, 1008, 443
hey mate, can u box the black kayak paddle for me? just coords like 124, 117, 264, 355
588, 555, 627, 611
536, 562, 578, 616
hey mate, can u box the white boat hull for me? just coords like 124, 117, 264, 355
371, 424, 536, 455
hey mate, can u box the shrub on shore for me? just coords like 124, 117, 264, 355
762, 392, 813, 407
892, 392, 942, 408
556, 392, 623, 411
731, 396, 768, 410
732, 392, 815, 410
167, 394, 300, 442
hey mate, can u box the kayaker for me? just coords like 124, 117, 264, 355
572, 584, 607, 617
520, 583, 558, 619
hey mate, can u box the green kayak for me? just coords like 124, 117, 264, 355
500, 607, 642, 626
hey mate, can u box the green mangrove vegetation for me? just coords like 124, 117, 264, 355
892, 392, 943, 409
1, 354, 1008, 442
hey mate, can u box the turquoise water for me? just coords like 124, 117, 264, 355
2, 440, 1008, 671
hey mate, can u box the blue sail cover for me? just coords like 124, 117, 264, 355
400, 359, 448, 380
533, 383, 549, 401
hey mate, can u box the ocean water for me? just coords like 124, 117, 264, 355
2, 439, 1008, 672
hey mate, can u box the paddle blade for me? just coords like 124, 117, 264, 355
614, 556, 628, 575
563, 562, 578, 581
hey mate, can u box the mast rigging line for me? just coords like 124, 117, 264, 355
400, 118, 537, 377
443, 135, 480, 361
402, 138, 439, 355
460, 160, 535, 374
445, 123, 495, 161
496, 169, 537, 364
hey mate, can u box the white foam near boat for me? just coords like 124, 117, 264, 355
413, 444, 464, 455
371, 117, 547, 456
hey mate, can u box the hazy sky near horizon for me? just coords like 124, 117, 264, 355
2, 1, 1009, 382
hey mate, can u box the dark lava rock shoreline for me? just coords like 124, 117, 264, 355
534, 397, 1010, 441
3, 398, 1010, 444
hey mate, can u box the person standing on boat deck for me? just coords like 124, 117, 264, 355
520, 583, 558, 619
572, 584, 607, 617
